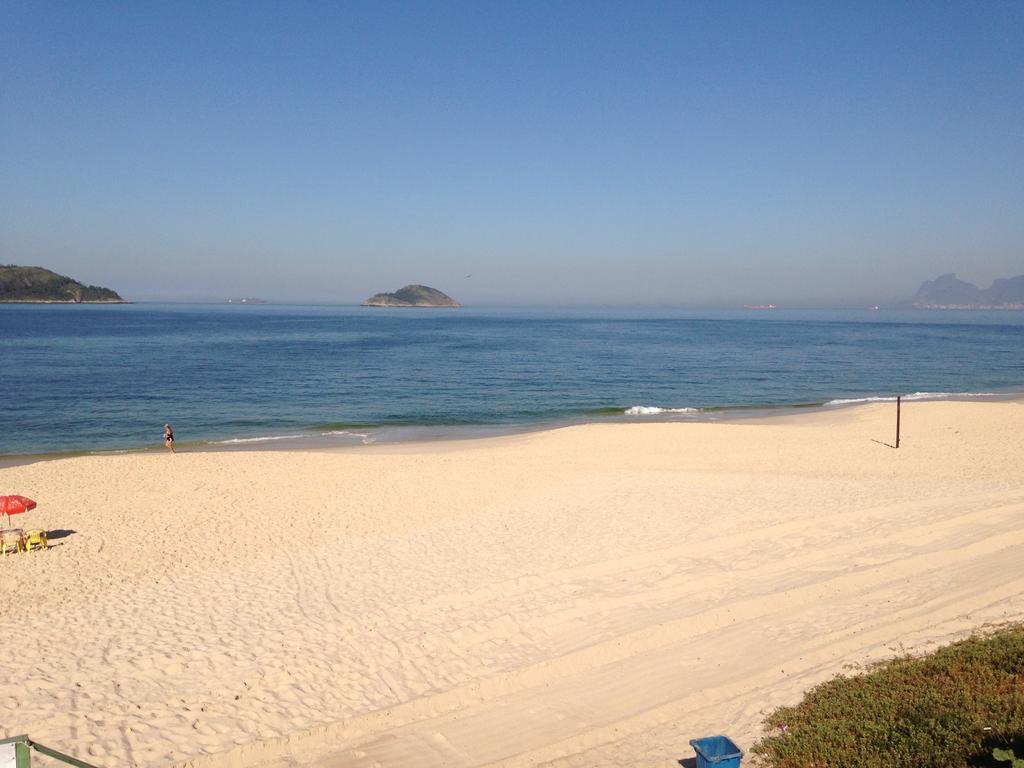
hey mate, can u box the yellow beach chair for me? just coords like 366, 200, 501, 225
0, 528, 25, 556
24, 529, 48, 552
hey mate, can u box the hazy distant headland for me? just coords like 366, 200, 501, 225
362, 284, 460, 308
0, 265, 127, 303
913, 273, 1024, 309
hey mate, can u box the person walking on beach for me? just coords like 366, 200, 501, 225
164, 423, 175, 453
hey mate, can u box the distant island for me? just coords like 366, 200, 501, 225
362, 284, 460, 308
0, 265, 127, 303
913, 273, 1024, 309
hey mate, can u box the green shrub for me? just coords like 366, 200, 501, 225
753, 625, 1024, 767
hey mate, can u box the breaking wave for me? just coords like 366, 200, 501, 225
624, 406, 700, 415
213, 434, 306, 444
825, 391, 1000, 406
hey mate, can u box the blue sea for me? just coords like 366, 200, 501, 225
1, 304, 1022, 458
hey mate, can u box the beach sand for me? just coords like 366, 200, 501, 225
2, 400, 1023, 767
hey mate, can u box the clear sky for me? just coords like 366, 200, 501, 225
2, 1, 1022, 306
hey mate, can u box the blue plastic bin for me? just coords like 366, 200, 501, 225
689, 735, 743, 768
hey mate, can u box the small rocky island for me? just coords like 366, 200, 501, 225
0, 265, 127, 303
362, 284, 460, 308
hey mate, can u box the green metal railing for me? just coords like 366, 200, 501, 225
0, 736, 98, 768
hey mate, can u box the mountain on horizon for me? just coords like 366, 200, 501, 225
913, 273, 1024, 309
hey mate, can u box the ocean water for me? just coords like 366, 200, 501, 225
1, 304, 1022, 457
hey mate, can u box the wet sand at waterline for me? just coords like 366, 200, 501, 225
2, 400, 1023, 767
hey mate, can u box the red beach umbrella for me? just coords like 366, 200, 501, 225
0, 495, 37, 526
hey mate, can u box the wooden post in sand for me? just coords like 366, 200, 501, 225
895, 395, 901, 449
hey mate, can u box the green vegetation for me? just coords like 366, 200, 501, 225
993, 747, 1024, 767
362, 284, 460, 307
754, 626, 1024, 768
0, 265, 125, 302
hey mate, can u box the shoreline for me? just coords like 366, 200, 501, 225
3, 389, 1022, 469
2, 399, 1023, 766
0, 299, 132, 304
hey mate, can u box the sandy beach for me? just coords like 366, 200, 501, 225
2, 400, 1023, 767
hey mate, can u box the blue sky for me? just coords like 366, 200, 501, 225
2, 1, 1022, 305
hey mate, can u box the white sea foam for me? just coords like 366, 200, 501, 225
213, 430, 373, 446
826, 392, 1000, 406
624, 406, 700, 415
214, 434, 306, 445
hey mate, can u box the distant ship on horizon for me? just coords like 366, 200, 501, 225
743, 304, 776, 310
